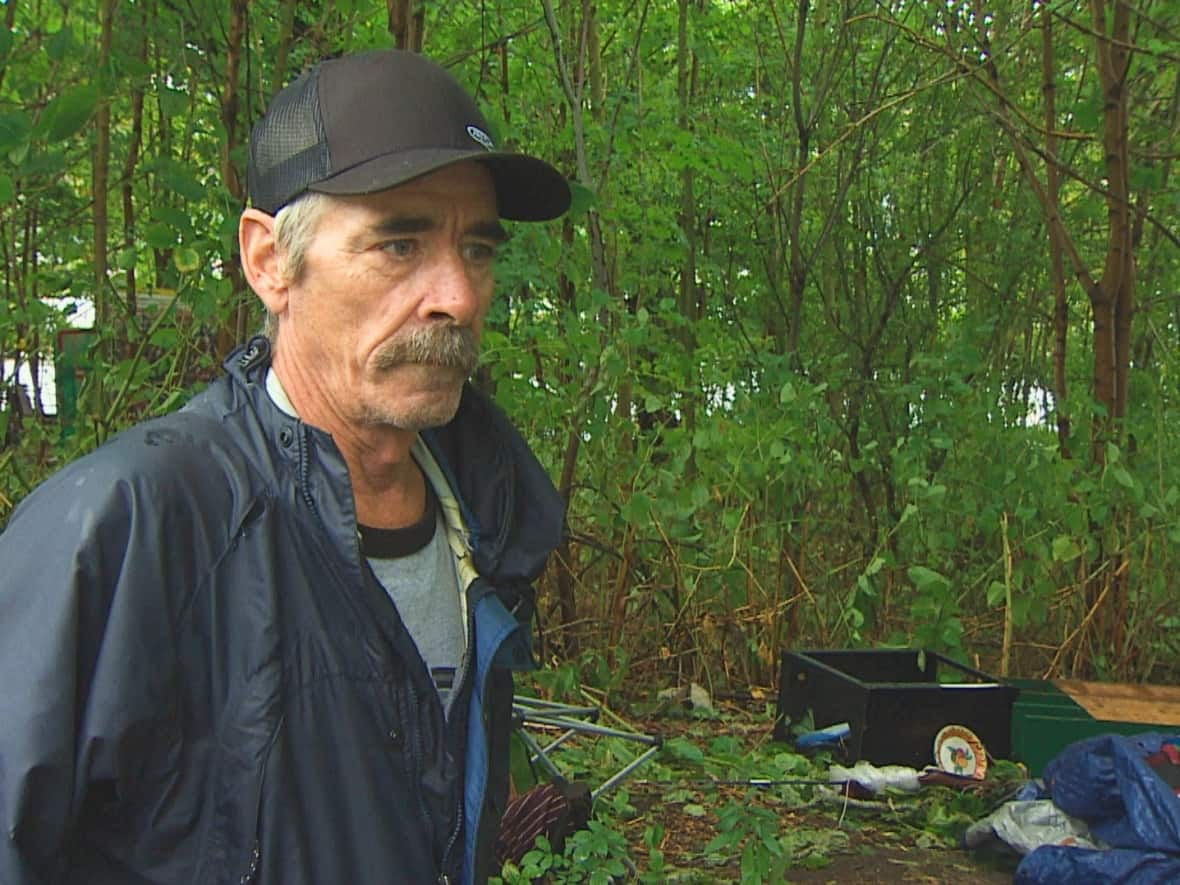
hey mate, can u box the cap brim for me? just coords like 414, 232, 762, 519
308, 148, 571, 221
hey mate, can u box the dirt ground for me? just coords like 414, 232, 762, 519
598, 703, 1022, 883
778, 845, 1016, 884
621, 780, 1019, 883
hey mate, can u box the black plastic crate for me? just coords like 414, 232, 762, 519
775, 649, 1019, 768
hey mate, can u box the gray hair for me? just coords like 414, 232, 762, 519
261, 191, 331, 340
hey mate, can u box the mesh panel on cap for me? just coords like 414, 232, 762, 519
248, 69, 332, 213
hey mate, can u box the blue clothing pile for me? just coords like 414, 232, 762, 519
1015, 732, 1180, 884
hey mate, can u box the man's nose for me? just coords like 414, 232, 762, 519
421, 251, 485, 325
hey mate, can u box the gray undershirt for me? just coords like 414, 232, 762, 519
368, 520, 466, 713
264, 368, 467, 712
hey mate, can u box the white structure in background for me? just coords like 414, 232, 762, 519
3, 297, 95, 416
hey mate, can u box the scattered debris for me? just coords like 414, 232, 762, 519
829, 760, 922, 795
964, 799, 1105, 855
656, 682, 714, 715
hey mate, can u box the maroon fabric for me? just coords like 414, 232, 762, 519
1146, 742, 1180, 795
494, 781, 591, 867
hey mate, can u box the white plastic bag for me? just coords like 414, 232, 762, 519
829, 760, 922, 794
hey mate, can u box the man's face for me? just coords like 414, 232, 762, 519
276, 162, 504, 431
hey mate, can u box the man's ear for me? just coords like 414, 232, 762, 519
239, 208, 288, 315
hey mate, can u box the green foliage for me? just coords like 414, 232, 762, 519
1, 1, 1178, 689
39, 84, 100, 141
496, 697, 1025, 882
1, 5, 1175, 880
496, 823, 632, 885
704, 802, 792, 882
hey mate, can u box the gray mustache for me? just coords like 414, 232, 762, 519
372, 325, 480, 373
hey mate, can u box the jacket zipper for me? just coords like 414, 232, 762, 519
237, 714, 283, 885
438, 591, 485, 882
239, 841, 261, 885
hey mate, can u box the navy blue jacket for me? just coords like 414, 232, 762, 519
0, 339, 563, 884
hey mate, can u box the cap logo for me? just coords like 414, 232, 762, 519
466, 125, 495, 151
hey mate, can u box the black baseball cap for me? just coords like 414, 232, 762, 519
247, 50, 571, 221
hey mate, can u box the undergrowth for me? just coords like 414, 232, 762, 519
493, 686, 1025, 884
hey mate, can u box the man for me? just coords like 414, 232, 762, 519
0, 50, 570, 884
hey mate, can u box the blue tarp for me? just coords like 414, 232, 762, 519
1015, 732, 1180, 884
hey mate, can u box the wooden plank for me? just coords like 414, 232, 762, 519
1054, 679, 1180, 727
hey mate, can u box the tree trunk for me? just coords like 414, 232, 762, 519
1089, 0, 1135, 456
273, 0, 299, 90
541, 0, 613, 659
1082, 0, 1136, 668
94, 0, 116, 325
676, 0, 699, 432
785, 0, 810, 359
1041, 6, 1070, 459
387, 0, 425, 52
217, 0, 249, 356
122, 18, 149, 311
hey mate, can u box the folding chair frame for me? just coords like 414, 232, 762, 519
512, 696, 663, 802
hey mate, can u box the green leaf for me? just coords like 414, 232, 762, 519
779, 381, 796, 404
0, 174, 13, 205
158, 86, 192, 119
908, 565, 949, 591
20, 150, 66, 177
46, 25, 75, 61
1130, 165, 1164, 192
1074, 87, 1103, 131
41, 84, 100, 141
0, 111, 32, 151
143, 223, 176, 249
986, 580, 1007, 607
158, 161, 207, 202
150, 205, 197, 240
620, 492, 651, 526
0, 29, 12, 68
1051, 535, 1082, 562
7, 139, 29, 166
1111, 466, 1134, 489
173, 247, 201, 273
567, 181, 596, 216
664, 737, 705, 763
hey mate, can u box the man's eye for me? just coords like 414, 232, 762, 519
383, 239, 417, 258
462, 242, 497, 264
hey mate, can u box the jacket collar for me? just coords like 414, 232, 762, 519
222, 338, 564, 584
